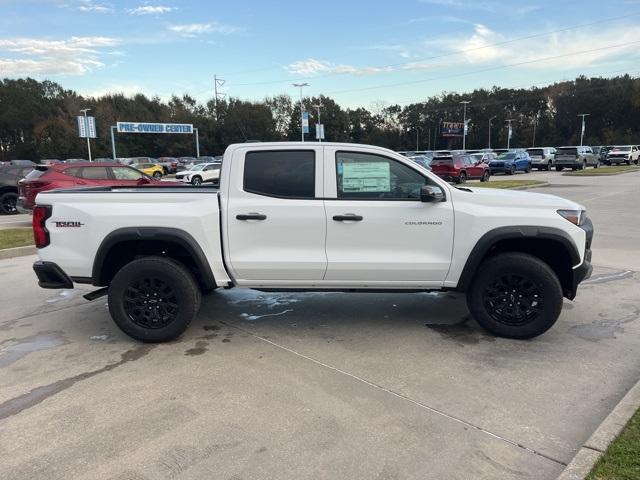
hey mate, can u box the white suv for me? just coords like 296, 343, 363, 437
175, 162, 221, 186
606, 145, 640, 165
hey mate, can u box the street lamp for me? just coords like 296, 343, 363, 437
578, 113, 590, 146
79, 108, 92, 162
460, 101, 470, 150
488, 116, 496, 149
293, 83, 309, 141
505, 119, 514, 150
312, 102, 323, 142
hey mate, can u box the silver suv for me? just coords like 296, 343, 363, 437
554, 146, 599, 171
526, 147, 556, 171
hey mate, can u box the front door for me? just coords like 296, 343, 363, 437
225, 147, 327, 283
323, 148, 454, 286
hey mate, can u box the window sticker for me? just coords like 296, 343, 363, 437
341, 162, 391, 192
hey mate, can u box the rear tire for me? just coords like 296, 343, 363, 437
555, 166, 563, 171
153, 171, 162, 179
0, 191, 18, 215
466, 253, 563, 339
108, 256, 201, 342
456, 172, 467, 184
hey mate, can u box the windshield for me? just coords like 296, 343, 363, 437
190, 164, 206, 171
498, 153, 516, 160
527, 149, 543, 155
612, 146, 631, 151
471, 153, 484, 161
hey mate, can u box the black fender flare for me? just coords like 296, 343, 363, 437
92, 227, 216, 289
455, 226, 581, 291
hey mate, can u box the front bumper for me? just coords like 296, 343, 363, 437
568, 215, 594, 299
33, 261, 73, 289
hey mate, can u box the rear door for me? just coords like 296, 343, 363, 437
323, 147, 454, 285
464, 155, 482, 178
224, 147, 327, 282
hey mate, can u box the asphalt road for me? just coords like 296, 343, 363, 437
1, 170, 639, 480
0, 213, 30, 229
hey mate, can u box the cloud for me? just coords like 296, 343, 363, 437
418, 0, 497, 12
76, 0, 114, 13
128, 5, 175, 15
426, 22, 640, 70
0, 36, 120, 75
168, 22, 238, 37
82, 84, 147, 98
287, 58, 392, 76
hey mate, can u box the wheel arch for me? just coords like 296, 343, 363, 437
456, 226, 581, 299
92, 227, 217, 290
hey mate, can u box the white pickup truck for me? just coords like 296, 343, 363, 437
31, 142, 593, 342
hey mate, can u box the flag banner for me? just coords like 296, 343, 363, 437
302, 112, 309, 134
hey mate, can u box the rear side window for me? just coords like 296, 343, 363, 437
24, 168, 47, 180
79, 167, 110, 180
557, 148, 578, 155
244, 150, 315, 199
62, 167, 80, 177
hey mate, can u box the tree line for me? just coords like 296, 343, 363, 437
1, 74, 639, 161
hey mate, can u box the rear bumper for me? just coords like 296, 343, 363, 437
17, 197, 33, 214
33, 261, 73, 289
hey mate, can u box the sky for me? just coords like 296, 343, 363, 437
1, 0, 640, 108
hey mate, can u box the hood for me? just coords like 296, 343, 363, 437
456, 186, 584, 210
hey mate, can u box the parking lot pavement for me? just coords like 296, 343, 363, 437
0, 213, 30, 229
1, 172, 639, 480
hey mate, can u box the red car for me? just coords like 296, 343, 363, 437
17, 162, 164, 212
430, 154, 490, 184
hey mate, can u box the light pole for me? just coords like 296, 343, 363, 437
313, 101, 323, 142
415, 126, 421, 151
505, 119, 514, 150
488, 116, 496, 149
532, 111, 540, 147
460, 101, 470, 150
578, 113, 590, 146
293, 83, 309, 141
79, 108, 92, 161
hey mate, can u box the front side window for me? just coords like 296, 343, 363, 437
112, 167, 144, 180
336, 151, 425, 200
244, 150, 315, 198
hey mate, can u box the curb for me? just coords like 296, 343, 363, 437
557, 377, 640, 479
562, 169, 640, 177
0, 245, 37, 260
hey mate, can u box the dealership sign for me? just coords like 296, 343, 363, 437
116, 122, 193, 134
441, 121, 464, 137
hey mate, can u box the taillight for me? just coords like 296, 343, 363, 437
24, 181, 50, 189
32, 205, 52, 248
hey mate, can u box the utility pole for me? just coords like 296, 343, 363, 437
532, 111, 540, 147
460, 100, 470, 150
488, 116, 496, 149
293, 83, 309, 141
506, 119, 514, 150
79, 108, 92, 162
312, 101, 323, 142
578, 113, 590, 146
427, 127, 431, 150
213, 75, 226, 119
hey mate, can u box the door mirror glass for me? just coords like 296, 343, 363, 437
420, 185, 445, 203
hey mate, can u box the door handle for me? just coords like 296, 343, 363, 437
333, 214, 363, 222
236, 213, 267, 221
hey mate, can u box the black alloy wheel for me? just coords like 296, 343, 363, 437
482, 274, 542, 327
0, 192, 18, 215
191, 176, 202, 186
123, 277, 179, 329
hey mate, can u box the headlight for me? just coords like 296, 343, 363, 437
557, 209, 585, 226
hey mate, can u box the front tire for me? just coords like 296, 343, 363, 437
108, 256, 201, 342
466, 253, 563, 339
191, 176, 203, 186
480, 170, 490, 182
507, 165, 516, 175
555, 166, 563, 171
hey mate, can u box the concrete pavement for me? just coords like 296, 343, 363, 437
1, 171, 639, 480
0, 213, 30, 230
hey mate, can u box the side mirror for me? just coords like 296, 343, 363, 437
420, 185, 446, 203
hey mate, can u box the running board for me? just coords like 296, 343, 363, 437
83, 287, 108, 301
